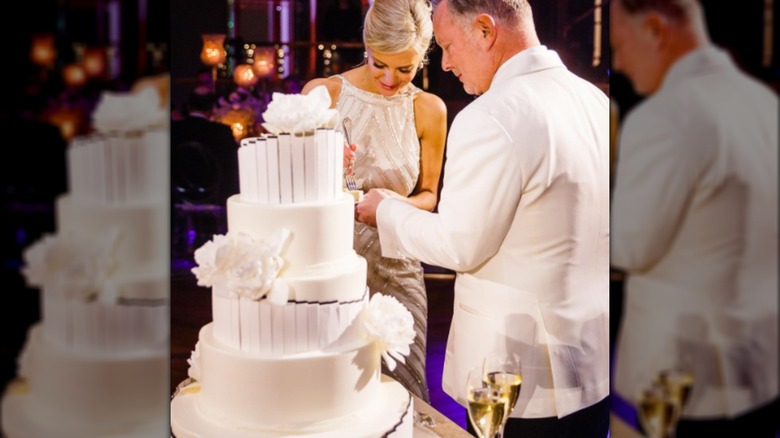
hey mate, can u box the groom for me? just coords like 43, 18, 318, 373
355, 0, 611, 436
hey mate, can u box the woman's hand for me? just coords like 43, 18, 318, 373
344, 142, 357, 174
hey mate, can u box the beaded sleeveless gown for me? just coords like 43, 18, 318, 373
334, 75, 430, 402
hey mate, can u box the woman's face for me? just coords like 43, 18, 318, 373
365, 48, 421, 96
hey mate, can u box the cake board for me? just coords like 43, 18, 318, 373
171, 375, 413, 438
2, 379, 168, 438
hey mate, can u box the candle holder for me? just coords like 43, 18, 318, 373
200, 34, 227, 93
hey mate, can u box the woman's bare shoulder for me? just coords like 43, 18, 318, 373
414, 90, 447, 122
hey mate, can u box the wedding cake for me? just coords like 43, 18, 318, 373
1, 87, 170, 437
170, 86, 415, 438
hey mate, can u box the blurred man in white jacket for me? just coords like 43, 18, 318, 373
356, 0, 610, 436
610, 0, 779, 435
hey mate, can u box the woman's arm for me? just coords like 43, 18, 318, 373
398, 91, 447, 211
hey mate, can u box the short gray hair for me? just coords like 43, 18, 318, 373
430, 0, 529, 26
363, 0, 434, 67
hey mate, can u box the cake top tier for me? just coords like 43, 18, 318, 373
68, 131, 168, 205
238, 86, 345, 205
68, 87, 169, 205
238, 130, 344, 205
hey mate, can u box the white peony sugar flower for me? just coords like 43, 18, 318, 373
191, 228, 292, 303
191, 233, 232, 288
363, 293, 415, 371
261, 85, 339, 135
21, 228, 122, 303
92, 86, 167, 134
187, 342, 201, 382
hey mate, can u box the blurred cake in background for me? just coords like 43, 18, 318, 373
1, 83, 170, 438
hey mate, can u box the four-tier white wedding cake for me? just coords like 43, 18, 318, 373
170, 86, 416, 438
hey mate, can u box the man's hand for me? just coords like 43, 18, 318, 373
355, 188, 393, 228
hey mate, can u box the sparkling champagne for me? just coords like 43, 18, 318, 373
638, 386, 677, 438
657, 369, 693, 410
484, 371, 522, 423
467, 387, 506, 438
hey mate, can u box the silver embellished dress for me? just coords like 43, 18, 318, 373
335, 75, 430, 402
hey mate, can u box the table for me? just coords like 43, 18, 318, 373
412, 393, 472, 437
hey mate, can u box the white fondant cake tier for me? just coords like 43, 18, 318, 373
170, 374, 413, 438
211, 288, 369, 355
1, 387, 168, 438
68, 130, 168, 205
5, 324, 168, 436
56, 195, 168, 284
41, 296, 168, 353
194, 322, 383, 430
227, 192, 357, 277
238, 130, 344, 205
269, 253, 366, 303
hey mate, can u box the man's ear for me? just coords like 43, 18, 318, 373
474, 13, 497, 49
643, 12, 669, 49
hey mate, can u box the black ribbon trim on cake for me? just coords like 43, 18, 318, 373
381, 391, 413, 438
284, 287, 368, 306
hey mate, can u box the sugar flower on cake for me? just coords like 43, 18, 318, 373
261, 84, 339, 135
363, 293, 415, 371
92, 86, 167, 134
191, 229, 292, 305
21, 228, 122, 303
187, 342, 202, 381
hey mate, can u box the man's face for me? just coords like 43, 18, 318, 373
610, 1, 665, 96
433, 1, 488, 96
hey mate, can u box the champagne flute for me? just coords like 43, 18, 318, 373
654, 355, 694, 437
482, 354, 522, 437
656, 369, 693, 411
466, 365, 506, 438
667, 349, 695, 406
637, 382, 678, 438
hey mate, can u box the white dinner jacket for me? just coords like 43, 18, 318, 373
377, 46, 611, 418
611, 45, 779, 417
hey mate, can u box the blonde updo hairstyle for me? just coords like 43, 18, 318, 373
362, 0, 434, 70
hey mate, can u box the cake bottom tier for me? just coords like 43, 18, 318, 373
1, 324, 168, 437
1, 385, 168, 438
170, 375, 413, 438
193, 322, 386, 429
